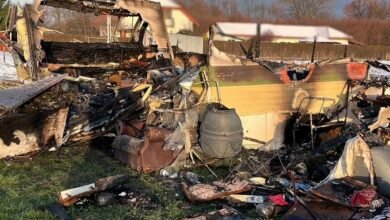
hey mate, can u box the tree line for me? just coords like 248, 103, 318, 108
177, 0, 390, 46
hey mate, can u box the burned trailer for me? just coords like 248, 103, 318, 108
0, 0, 205, 159
195, 25, 389, 151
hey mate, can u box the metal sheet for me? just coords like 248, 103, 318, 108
0, 75, 66, 110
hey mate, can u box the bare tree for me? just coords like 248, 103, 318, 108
344, 0, 368, 18
280, 0, 335, 20
344, 0, 390, 19
241, 0, 274, 21
225, 0, 240, 18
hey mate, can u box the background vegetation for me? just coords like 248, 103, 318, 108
177, 0, 390, 46
0, 0, 8, 30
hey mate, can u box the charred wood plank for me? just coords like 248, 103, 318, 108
41, 0, 136, 17
42, 41, 145, 64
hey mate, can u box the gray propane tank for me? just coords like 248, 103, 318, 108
199, 103, 243, 158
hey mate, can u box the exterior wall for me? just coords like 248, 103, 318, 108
199, 81, 346, 116
165, 9, 194, 33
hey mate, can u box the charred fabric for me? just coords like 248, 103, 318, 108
0, 0, 390, 219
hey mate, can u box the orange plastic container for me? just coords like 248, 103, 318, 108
347, 63, 368, 80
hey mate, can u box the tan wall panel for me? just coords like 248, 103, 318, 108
195, 81, 346, 116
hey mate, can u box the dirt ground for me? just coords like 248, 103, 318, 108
0, 138, 234, 220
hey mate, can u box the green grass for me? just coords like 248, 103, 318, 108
0, 140, 226, 220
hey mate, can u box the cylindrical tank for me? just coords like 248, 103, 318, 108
199, 103, 243, 158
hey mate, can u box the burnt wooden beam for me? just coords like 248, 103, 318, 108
42, 41, 145, 64
24, 7, 40, 80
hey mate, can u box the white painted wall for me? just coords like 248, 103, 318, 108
168, 33, 203, 53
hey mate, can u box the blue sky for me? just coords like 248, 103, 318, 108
336, 0, 351, 16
